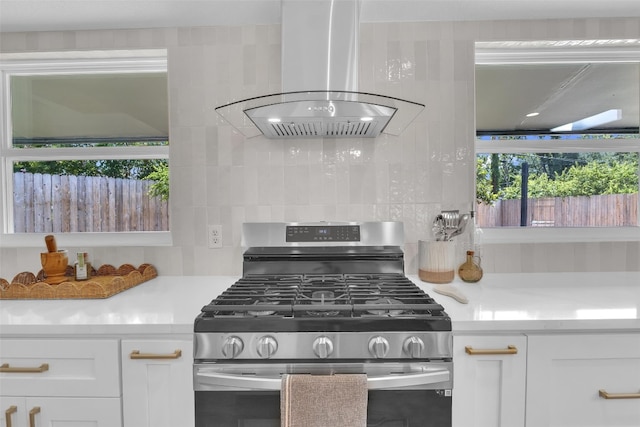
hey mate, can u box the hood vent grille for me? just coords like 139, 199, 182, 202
328, 121, 375, 137
270, 122, 321, 138
267, 119, 378, 138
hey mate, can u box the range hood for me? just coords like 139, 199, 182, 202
215, 0, 424, 139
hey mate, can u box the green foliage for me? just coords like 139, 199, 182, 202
553, 160, 638, 196
144, 162, 169, 200
476, 156, 498, 204
477, 152, 639, 201
14, 159, 162, 180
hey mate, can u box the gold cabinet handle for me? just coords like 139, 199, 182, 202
29, 406, 40, 427
0, 363, 49, 373
130, 349, 182, 360
599, 389, 640, 399
465, 345, 518, 355
5, 405, 17, 427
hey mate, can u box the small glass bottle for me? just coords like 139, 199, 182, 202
470, 210, 483, 266
75, 252, 90, 281
458, 250, 483, 283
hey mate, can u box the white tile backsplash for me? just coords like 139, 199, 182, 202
1, 18, 639, 279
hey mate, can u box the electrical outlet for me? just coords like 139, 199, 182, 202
208, 225, 222, 248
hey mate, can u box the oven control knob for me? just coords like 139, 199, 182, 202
368, 336, 390, 358
403, 336, 425, 358
312, 336, 334, 359
222, 336, 244, 359
257, 336, 278, 359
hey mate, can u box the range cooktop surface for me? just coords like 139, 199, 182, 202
195, 273, 450, 333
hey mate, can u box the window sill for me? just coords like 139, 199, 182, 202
0, 232, 172, 248
483, 227, 640, 244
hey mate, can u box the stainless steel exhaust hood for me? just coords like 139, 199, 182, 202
215, 0, 424, 139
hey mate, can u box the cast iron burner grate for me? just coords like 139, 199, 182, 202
200, 273, 445, 319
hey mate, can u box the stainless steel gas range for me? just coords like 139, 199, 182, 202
193, 222, 453, 427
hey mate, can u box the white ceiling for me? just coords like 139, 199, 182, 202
476, 61, 640, 133
1, 0, 640, 33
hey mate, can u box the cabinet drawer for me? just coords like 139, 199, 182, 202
0, 339, 120, 397
527, 333, 640, 427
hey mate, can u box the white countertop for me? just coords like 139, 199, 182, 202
416, 272, 640, 333
1, 272, 639, 336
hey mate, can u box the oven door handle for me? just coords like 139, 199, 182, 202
196, 368, 450, 391
367, 369, 450, 389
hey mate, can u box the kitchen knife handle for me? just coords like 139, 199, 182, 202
5, 406, 17, 427
464, 345, 518, 355
598, 389, 640, 399
29, 407, 40, 427
0, 363, 49, 373
130, 349, 182, 360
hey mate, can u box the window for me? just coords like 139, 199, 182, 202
475, 40, 640, 242
0, 50, 170, 247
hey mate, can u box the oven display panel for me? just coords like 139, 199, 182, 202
286, 225, 360, 242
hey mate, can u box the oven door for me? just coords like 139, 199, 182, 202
194, 362, 452, 427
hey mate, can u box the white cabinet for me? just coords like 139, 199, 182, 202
0, 339, 121, 427
526, 333, 640, 427
121, 339, 194, 427
452, 334, 527, 427
1, 337, 194, 427
454, 332, 640, 427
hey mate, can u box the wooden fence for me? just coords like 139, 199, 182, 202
477, 193, 638, 227
13, 172, 169, 233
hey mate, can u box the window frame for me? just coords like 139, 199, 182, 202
0, 50, 171, 247
475, 41, 640, 244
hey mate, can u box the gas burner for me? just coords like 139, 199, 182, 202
363, 297, 406, 316
246, 299, 280, 316
311, 290, 336, 303
297, 286, 349, 317
305, 309, 340, 317
304, 291, 337, 317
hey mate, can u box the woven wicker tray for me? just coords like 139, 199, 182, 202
0, 263, 157, 300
